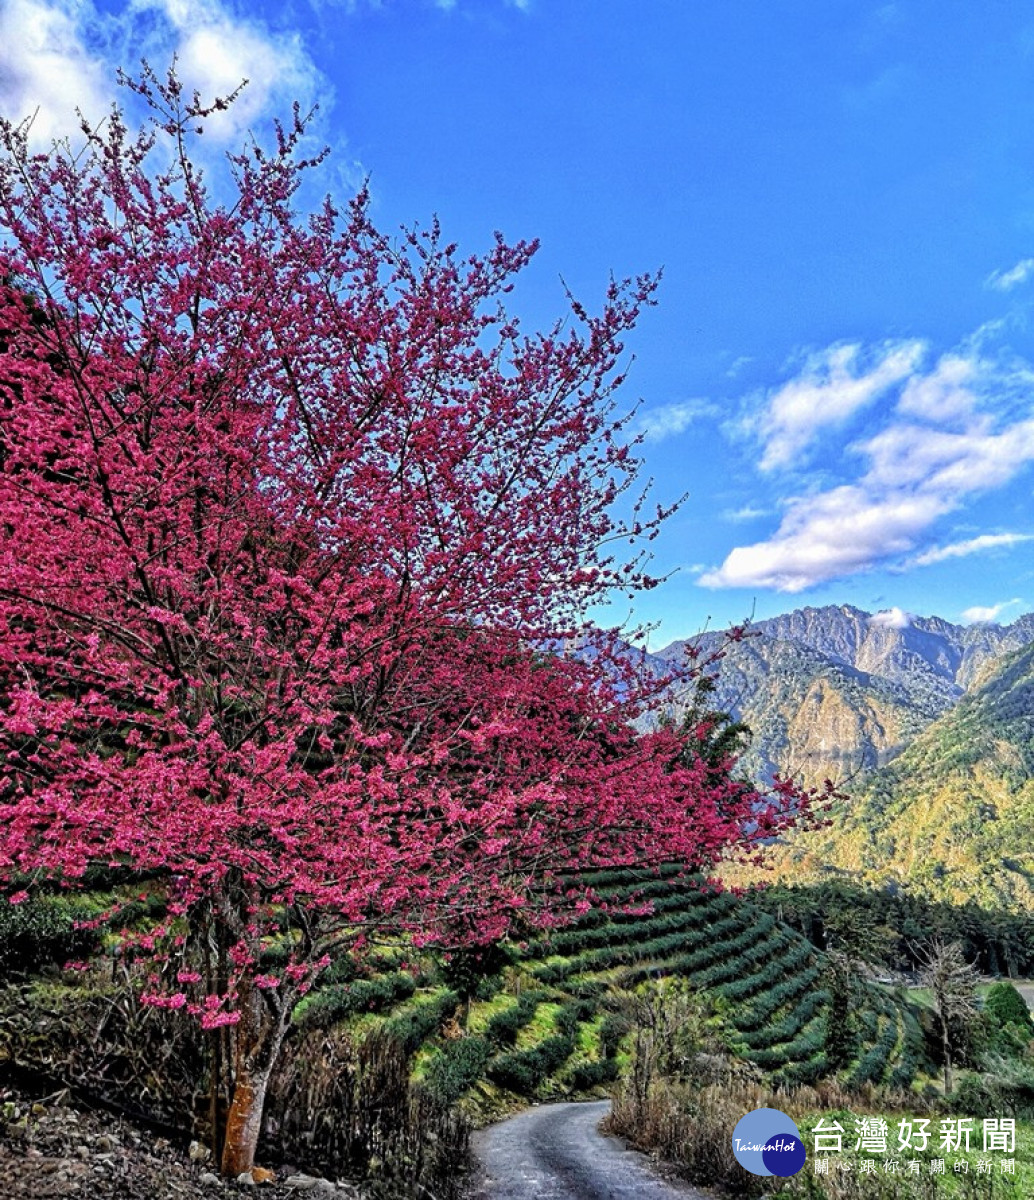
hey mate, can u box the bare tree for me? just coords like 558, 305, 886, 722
919, 940, 980, 1095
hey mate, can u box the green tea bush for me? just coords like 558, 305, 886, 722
599, 1012, 631, 1058
295, 972, 417, 1029
424, 1036, 492, 1105
566, 978, 608, 1000
0, 896, 100, 973
484, 991, 542, 1047
734, 966, 821, 1031
555, 998, 594, 1037
562, 863, 687, 892
385, 990, 460, 1056
772, 1051, 829, 1087
748, 1019, 826, 1068
737, 990, 830, 1049
568, 1057, 620, 1089
887, 1005, 926, 1089
487, 1034, 576, 1095
847, 1011, 897, 1087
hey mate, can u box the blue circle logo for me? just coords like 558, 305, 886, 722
732, 1107, 805, 1177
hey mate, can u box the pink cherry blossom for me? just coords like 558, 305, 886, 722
0, 67, 826, 1177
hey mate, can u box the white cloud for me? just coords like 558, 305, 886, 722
699, 486, 948, 592
134, 0, 322, 142
0, 0, 324, 149
433, 0, 530, 9
757, 339, 924, 470
0, 0, 111, 144
703, 333, 1034, 593
722, 504, 770, 523
961, 599, 1022, 624
911, 532, 1034, 568
637, 399, 718, 442
869, 607, 912, 629
986, 258, 1034, 292
897, 354, 976, 423
861, 419, 1034, 494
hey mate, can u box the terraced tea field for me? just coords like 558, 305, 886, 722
2, 867, 933, 1115
294, 865, 933, 1106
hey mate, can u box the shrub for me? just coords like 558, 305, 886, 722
484, 991, 542, 1047
985, 981, 1034, 1036
599, 1012, 631, 1058
423, 1036, 492, 1105
384, 990, 460, 1056
487, 1034, 576, 1095
294, 973, 417, 1029
0, 897, 101, 974
555, 999, 594, 1037
568, 1058, 620, 1090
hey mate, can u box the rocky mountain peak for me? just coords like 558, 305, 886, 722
655, 603, 1034, 789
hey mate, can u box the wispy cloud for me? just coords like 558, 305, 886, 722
139, 0, 324, 142
897, 353, 977, 423
721, 504, 770, 523
986, 257, 1034, 292
701, 338, 1034, 592
756, 340, 924, 470
860, 419, 1034, 494
636, 399, 718, 442
911, 532, 1034, 568
699, 486, 946, 592
0, 0, 325, 148
961, 599, 1022, 624
433, 0, 531, 10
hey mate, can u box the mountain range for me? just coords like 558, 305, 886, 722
647, 604, 1034, 909
653, 604, 1034, 789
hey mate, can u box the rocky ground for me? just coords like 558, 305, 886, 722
0, 1086, 365, 1200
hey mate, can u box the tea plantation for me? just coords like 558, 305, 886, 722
0, 866, 934, 1117
293, 864, 933, 1108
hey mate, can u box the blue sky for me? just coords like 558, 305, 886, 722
5, 0, 1034, 645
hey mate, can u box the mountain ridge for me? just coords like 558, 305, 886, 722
653, 604, 1034, 788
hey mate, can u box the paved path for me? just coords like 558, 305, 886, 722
468, 1101, 712, 1200
1014, 982, 1034, 1012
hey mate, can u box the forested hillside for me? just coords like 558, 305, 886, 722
752, 641, 1034, 909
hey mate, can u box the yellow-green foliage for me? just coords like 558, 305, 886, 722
752, 643, 1034, 912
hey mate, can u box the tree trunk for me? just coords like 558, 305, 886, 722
221, 1064, 275, 1177
209, 1029, 223, 1166
942, 1020, 953, 1096
219, 981, 289, 1177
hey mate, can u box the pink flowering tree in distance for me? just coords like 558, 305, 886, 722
0, 70, 820, 1175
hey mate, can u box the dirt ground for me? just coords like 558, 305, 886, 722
0, 1086, 362, 1200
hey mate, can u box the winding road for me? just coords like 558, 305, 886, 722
468, 1101, 713, 1199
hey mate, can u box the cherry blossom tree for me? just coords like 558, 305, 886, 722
0, 71, 814, 1175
